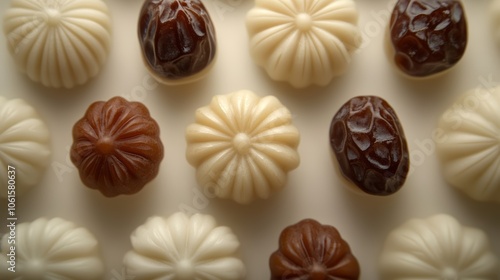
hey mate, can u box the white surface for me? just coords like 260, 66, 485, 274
0, 0, 499, 279
380, 214, 499, 279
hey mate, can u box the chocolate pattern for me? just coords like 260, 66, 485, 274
70, 97, 163, 197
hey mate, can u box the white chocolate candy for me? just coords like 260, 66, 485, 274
123, 212, 246, 280
185, 90, 300, 204
380, 214, 500, 279
0, 96, 51, 198
0, 217, 105, 279
246, 0, 361, 88
3, 0, 112, 89
436, 87, 500, 203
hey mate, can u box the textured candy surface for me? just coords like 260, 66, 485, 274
269, 219, 360, 280
329, 96, 409, 195
246, 0, 361, 88
0, 217, 104, 280
436, 87, 500, 203
186, 90, 300, 204
2, 0, 111, 88
138, 0, 217, 84
380, 214, 499, 279
0, 96, 50, 198
388, 0, 467, 77
71, 97, 163, 197
123, 212, 246, 280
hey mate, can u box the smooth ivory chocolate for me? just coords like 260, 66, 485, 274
70, 97, 163, 197
388, 0, 467, 77
138, 0, 217, 85
329, 96, 409, 196
270, 219, 360, 280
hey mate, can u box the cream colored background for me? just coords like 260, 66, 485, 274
1, 0, 499, 279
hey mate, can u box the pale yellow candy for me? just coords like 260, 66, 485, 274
0, 96, 51, 198
3, 0, 111, 88
0, 217, 104, 279
246, 0, 361, 88
123, 212, 246, 280
186, 90, 300, 204
436, 87, 500, 203
380, 214, 499, 279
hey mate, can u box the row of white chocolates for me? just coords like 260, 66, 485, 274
1, 86, 500, 203
4, 0, 500, 89
0, 213, 498, 279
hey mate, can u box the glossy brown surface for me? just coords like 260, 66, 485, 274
269, 219, 360, 280
329, 96, 409, 196
389, 0, 467, 77
138, 0, 216, 83
71, 97, 164, 197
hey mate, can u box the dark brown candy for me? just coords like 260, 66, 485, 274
138, 0, 217, 84
269, 219, 360, 280
70, 97, 164, 197
329, 96, 409, 196
388, 0, 467, 77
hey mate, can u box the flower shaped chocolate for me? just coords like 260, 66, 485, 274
0, 96, 51, 198
185, 90, 300, 204
3, 0, 112, 88
123, 212, 246, 280
380, 214, 499, 279
270, 219, 360, 279
246, 0, 361, 88
70, 97, 164, 197
0, 217, 104, 280
436, 87, 500, 203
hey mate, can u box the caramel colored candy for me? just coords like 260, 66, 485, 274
270, 219, 360, 279
388, 0, 468, 77
329, 96, 409, 196
138, 0, 217, 85
70, 97, 164, 197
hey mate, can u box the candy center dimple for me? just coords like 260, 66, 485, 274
96, 137, 115, 155
44, 8, 61, 26
441, 267, 458, 280
233, 133, 252, 155
295, 13, 313, 31
176, 259, 196, 279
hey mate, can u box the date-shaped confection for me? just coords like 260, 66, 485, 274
70, 97, 164, 197
138, 0, 217, 85
388, 0, 468, 77
270, 219, 360, 279
329, 96, 409, 196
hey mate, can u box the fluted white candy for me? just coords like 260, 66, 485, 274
0, 96, 50, 198
185, 90, 300, 204
380, 214, 499, 279
246, 0, 361, 88
0, 217, 105, 279
123, 212, 246, 280
3, 0, 112, 88
436, 87, 500, 203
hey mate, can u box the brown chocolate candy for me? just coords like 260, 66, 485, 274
70, 97, 164, 197
138, 0, 217, 84
329, 96, 409, 196
388, 0, 467, 77
270, 219, 360, 280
